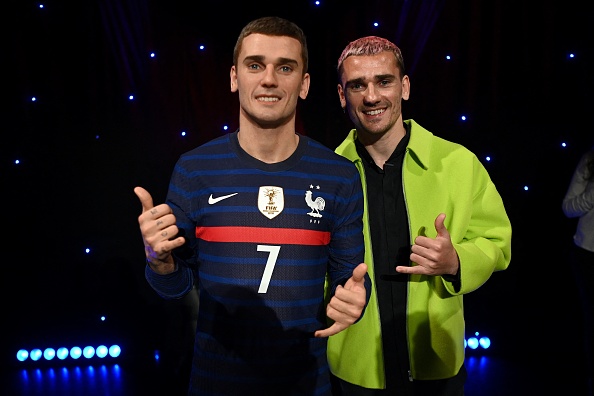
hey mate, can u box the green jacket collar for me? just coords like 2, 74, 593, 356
336, 119, 431, 170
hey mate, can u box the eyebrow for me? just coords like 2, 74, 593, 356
345, 73, 396, 86
243, 55, 300, 68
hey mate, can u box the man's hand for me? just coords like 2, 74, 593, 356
134, 186, 185, 274
397, 213, 459, 276
315, 263, 368, 338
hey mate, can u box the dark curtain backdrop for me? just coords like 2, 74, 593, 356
4, 0, 594, 365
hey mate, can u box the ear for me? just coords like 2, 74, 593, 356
402, 75, 410, 100
337, 84, 346, 110
230, 66, 238, 93
299, 73, 311, 100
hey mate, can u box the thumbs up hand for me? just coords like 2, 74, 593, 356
134, 186, 185, 274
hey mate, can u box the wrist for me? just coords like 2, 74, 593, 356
146, 257, 177, 274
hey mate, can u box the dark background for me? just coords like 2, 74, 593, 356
3, 0, 593, 382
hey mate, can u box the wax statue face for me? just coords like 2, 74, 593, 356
338, 52, 410, 138
230, 33, 310, 129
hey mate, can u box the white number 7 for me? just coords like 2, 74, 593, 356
257, 245, 281, 293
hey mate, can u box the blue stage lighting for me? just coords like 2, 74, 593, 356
30, 349, 43, 361
70, 347, 82, 359
16, 349, 29, 362
16, 344, 122, 365
96, 345, 108, 358
57, 347, 69, 360
467, 337, 479, 349
479, 336, 491, 349
109, 345, 121, 358
43, 348, 56, 360
83, 346, 95, 359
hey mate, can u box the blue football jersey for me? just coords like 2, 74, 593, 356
147, 131, 365, 395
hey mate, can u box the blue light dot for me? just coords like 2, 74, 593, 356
44, 348, 56, 360
31, 97, 37, 102
30, 349, 43, 361
96, 345, 108, 358
128, 95, 134, 100
16, 350, 29, 361
181, 131, 186, 137
479, 337, 491, 349
485, 156, 491, 162
561, 142, 567, 147
70, 347, 82, 359
150, 52, 155, 58
85, 248, 90, 254
199, 45, 205, 50
15, 159, 20, 164
461, 115, 467, 121
57, 348, 69, 360
83, 346, 95, 359
446, 55, 451, 60
109, 345, 122, 358
373, 22, 379, 27
523, 186, 529, 191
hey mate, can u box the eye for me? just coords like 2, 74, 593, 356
349, 83, 364, 91
279, 65, 293, 73
248, 63, 261, 70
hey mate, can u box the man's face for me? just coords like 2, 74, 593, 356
337, 52, 409, 138
230, 33, 310, 128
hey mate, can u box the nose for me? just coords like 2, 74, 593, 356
363, 83, 380, 105
261, 64, 278, 87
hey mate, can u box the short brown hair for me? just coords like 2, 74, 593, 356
233, 16, 309, 75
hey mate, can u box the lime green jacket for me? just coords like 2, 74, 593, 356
328, 119, 512, 388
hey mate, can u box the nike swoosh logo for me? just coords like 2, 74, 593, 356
208, 193, 238, 205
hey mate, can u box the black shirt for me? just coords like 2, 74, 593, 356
355, 126, 412, 393
354, 124, 466, 395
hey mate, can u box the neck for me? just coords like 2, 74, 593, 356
237, 127, 299, 164
358, 125, 406, 170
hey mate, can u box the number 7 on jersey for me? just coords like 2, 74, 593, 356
257, 245, 280, 293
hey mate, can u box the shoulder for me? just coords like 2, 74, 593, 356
297, 135, 361, 186
182, 134, 231, 157
300, 134, 355, 165
407, 120, 478, 166
582, 148, 594, 164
